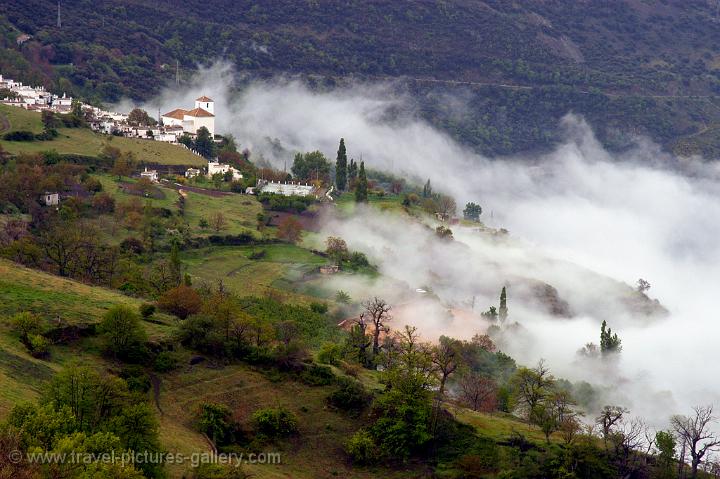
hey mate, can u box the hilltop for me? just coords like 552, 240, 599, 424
3, 1, 720, 156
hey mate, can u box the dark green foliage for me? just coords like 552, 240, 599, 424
600, 320, 622, 355
368, 388, 433, 460
98, 305, 148, 362
119, 364, 151, 393
8, 365, 163, 477
257, 192, 314, 212
309, 301, 328, 314
463, 202, 482, 221
153, 351, 179, 372
197, 402, 239, 447
335, 138, 347, 190
194, 127, 217, 159
291, 150, 330, 182
3, 130, 35, 141
327, 377, 371, 412
354, 161, 368, 203
499, 286, 508, 323
251, 407, 298, 438
139, 303, 156, 319
299, 363, 336, 386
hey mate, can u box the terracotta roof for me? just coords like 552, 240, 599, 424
161, 108, 187, 120
196, 95, 213, 102
184, 107, 215, 118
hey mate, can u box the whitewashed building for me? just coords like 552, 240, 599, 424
258, 180, 315, 197
207, 160, 242, 181
161, 95, 215, 137
140, 168, 159, 183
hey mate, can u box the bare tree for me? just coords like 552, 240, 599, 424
457, 372, 497, 412
596, 405, 629, 446
432, 338, 459, 397
210, 212, 227, 233
362, 297, 392, 356
672, 405, 720, 478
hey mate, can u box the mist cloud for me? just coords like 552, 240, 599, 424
127, 63, 720, 428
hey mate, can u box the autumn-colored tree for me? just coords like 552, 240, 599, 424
277, 216, 303, 244
158, 285, 202, 319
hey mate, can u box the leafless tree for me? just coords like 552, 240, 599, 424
457, 372, 497, 412
362, 297, 392, 356
596, 405, 629, 446
432, 338, 459, 397
672, 405, 720, 478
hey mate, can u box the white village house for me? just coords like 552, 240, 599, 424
42, 192, 60, 206
185, 168, 201, 179
207, 160, 242, 181
140, 168, 159, 183
161, 96, 216, 137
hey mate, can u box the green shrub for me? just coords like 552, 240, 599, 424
153, 351, 179, 372
28, 334, 50, 358
345, 430, 381, 465
309, 302, 328, 314
327, 377, 371, 412
3, 130, 35, 141
139, 303, 156, 319
317, 342, 342, 366
299, 363, 335, 386
120, 365, 151, 393
198, 403, 238, 447
251, 407, 298, 438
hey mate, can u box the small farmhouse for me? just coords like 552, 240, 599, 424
42, 192, 59, 206
185, 168, 201, 178
140, 167, 159, 183
207, 161, 242, 181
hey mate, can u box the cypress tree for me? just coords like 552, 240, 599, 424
348, 159, 358, 182
336, 138, 348, 191
499, 286, 508, 322
423, 179, 432, 198
355, 161, 368, 203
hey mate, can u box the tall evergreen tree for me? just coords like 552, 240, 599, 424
423, 179, 432, 198
499, 286, 508, 322
348, 159, 358, 182
355, 161, 368, 203
336, 138, 348, 191
600, 320, 622, 355
194, 127, 216, 159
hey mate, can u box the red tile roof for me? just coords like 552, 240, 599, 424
162, 108, 187, 120
184, 107, 214, 118
196, 95, 213, 102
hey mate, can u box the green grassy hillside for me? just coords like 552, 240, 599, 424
0, 105, 205, 166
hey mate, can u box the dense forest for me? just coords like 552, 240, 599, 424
4, 1, 720, 156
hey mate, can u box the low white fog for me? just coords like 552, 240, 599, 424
128, 63, 720, 428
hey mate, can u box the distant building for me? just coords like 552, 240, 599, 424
319, 265, 339, 275
207, 160, 242, 181
42, 192, 59, 206
161, 95, 215, 137
140, 167, 159, 183
185, 168, 201, 178
257, 180, 315, 197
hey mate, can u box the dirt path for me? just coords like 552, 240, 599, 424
150, 373, 164, 415
160, 179, 231, 197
